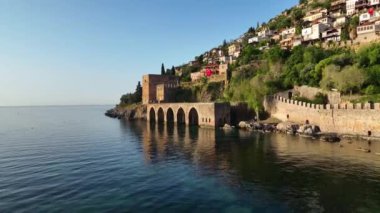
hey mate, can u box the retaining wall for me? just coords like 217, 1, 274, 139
264, 95, 380, 137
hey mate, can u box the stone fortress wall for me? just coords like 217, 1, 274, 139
264, 95, 380, 137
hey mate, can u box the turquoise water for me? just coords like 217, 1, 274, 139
1, 106, 380, 212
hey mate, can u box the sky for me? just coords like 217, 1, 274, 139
0, 0, 298, 106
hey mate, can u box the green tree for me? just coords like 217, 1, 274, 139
248, 27, 255, 34
264, 45, 288, 64
161, 63, 165, 75
332, 66, 366, 95
165, 68, 171, 75
320, 64, 340, 90
238, 45, 261, 65
171, 66, 175, 75
134, 81, 142, 103
292, 8, 304, 22
120, 81, 143, 105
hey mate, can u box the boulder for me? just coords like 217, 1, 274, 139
277, 122, 299, 135
251, 122, 264, 130
263, 123, 276, 132
222, 124, 234, 130
321, 133, 341, 142
298, 124, 321, 136
239, 121, 251, 129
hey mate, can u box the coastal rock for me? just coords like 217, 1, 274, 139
251, 122, 264, 130
105, 109, 119, 118
222, 124, 234, 130
320, 133, 341, 142
239, 121, 251, 129
276, 122, 299, 135
105, 104, 147, 120
262, 123, 276, 132
297, 124, 321, 136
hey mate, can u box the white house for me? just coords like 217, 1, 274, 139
303, 8, 328, 22
359, 11, 380, 23
346, 0, 358, 16
360, 12, 371, 22
370, 0, 380, 6
322, 28, 342, 42
330, 0, 347, 18
248, 37, 260, 44
333, 16, 348, 27
281, 27, 296, 38
356, 21, 380, 43
219, 56, 230, 64
293, 37, 303, 47
257, 28, 274, 39
228, 44, 241, 57
280, 28, 297, 49
302, 23, 329, 41
317, 17, 333, 26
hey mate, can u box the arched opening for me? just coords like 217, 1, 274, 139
177, 108, 185, 125
167, 108, 174, 123
149, 108, 156, 123
158, 108, 165, 123
188, 108, 199, 126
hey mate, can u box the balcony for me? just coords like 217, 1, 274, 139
330, 0, 346, 12
356, 0, 369, 10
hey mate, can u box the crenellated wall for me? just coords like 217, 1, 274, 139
264, 95, 380, 137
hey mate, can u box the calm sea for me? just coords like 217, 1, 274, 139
1, 106, 380, 212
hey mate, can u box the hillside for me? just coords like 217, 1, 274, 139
118, 0, 380, 117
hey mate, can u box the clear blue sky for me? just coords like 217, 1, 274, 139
0, 0, 297, 106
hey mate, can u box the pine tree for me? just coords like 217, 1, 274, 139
166, 69, 171, 75
171, 66, 175, 75
134, 81, 142, 103
161, 63, 165, 75
223, 39, 227, 47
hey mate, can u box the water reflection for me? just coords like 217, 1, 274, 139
125, 121, 380, 212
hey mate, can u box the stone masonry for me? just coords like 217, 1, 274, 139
264, 95, 380, 137
147, 102, 231, 128
142, 74, 179, 104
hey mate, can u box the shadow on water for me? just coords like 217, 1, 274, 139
121, 120, 380, 212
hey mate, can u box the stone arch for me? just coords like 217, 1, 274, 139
167, 108, 174, 123
177, 108, 186, 124
149, 108, 156, 122
158, 108, 165, 123
188, 108, 199, 126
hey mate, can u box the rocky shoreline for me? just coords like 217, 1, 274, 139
225, 120, 379, 143
105, 104, 147, 120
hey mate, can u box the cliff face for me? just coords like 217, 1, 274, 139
105, 104, 147, 120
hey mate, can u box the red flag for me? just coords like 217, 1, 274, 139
205, 69, 213, 77
369, 8, 374, 16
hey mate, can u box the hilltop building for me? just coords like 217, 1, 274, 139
302, 23, 329, 42
280, 27, 296, 49
190, 63, 228, 83
346, 0, 358, 16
